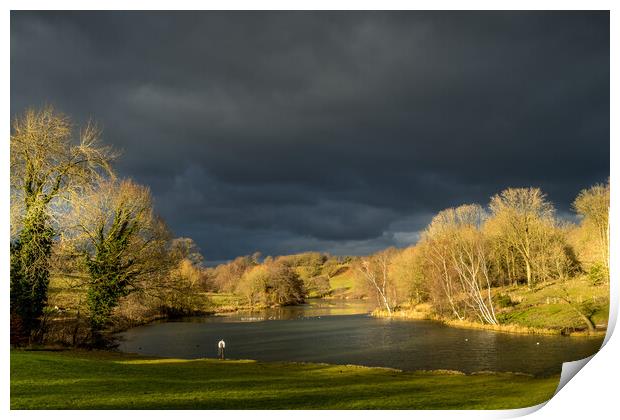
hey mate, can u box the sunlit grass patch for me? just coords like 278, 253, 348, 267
11, 350, 560, 409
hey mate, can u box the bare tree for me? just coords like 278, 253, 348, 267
157, 259, 206, 316
169, 237, 204, 267
487, 188, 555, 288
389, 246, 428, 305
356, 248, 398, 315
449, 224, 498, 325
212, 256, 256, 293
236, 265, 270, 306
573, 181, 610, 278
11, 106, 115, 229
421, 205, 498, 324
420, 231, 464, 320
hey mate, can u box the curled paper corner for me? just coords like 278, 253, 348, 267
554, 354, 595, 395
501, 355, 599, 418
502, 401, 548, 418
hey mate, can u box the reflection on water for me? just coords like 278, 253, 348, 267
207, 299, 376, 322
117, 299, 603, 376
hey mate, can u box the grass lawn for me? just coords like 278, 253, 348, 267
11, 350, 559, 410
494, 278, 609, 330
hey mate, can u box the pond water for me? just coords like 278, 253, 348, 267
116, 299, 604, 376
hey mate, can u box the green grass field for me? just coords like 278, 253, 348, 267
11, 350, 559, 409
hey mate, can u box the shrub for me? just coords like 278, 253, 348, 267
588, 262, 607, 286
496, 294, 516, 308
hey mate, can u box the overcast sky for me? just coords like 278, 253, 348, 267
11, 11, 609, 263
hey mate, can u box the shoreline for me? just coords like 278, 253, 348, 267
13, 347, 542, 378
370, 308, 607, 337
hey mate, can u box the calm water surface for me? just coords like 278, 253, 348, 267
117, 299, 603, 376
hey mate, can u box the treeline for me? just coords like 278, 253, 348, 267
352, 185, 609, 326
203, 252, 351, 305
10, 107, 209, 346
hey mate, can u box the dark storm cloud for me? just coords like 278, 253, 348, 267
11, 11, 609, 262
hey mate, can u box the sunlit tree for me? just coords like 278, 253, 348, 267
10, 106, 114, 341
355, 248, 399, 315
487, 188, 555, 288
421, 204, 498, 324
573, 181, 610, 279
66, 179, 170, 337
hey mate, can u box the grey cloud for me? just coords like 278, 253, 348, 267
11, 11, 609, 261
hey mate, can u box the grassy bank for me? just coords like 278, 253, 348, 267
11, 350, 559, 410
372, 278, 609, 336
495, 278, 609, 330
328, 264, 358, 297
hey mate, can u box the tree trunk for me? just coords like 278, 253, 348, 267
525, 260, 532, 289
378, 289, 392, 316
559, 295, 596, 332
579, 314, 596, 332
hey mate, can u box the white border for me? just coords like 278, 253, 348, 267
2, 2, 616, 419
